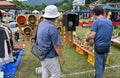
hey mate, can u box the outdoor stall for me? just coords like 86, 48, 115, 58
0, 21, 24, 78
78, 4, 120, 27
112, 27, 120, 45
73, 36, 111, 66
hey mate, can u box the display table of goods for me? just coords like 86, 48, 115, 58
73, 37, 111, 66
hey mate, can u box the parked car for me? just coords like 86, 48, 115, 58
8, 22, 18, 34
8, 22, 19, 41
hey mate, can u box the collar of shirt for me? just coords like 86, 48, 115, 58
43, 19, 55, 26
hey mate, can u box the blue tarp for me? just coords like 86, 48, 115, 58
3, 49, 24, 78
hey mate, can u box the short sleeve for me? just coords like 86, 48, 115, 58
49, 27, 61, 45
91, 20, 98, 32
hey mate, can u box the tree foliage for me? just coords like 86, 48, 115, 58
105, 0, 120, 3
35, 3, 46, 11
59, 0, 73, 11
85, 0, 97, 4
10, 0, 120, 12
11, 0, 35, 10
10, 0, 23, 9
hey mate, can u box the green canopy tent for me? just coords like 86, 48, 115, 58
102, 5, 120, 12
102, 4, 120, 22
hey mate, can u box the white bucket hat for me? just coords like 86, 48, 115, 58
43, 5, 60, 18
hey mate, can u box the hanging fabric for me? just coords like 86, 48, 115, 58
0, 25, 14, 65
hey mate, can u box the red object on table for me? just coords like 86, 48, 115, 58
79, 21, 120, 27
14, 45, 21, 49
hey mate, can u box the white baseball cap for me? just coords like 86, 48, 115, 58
43, 5, 60, 18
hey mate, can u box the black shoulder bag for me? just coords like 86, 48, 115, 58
31, 28, 53, 61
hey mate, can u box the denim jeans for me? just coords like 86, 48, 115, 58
94, 52, 108, 78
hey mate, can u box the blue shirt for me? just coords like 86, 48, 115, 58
36, 19, 61, 58
91, 17, 113, 46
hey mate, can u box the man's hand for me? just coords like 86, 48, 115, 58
85, 31, 96, 40
54, 45, 65, 65
60, 57, 65, 65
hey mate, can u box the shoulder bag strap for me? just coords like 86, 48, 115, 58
35, 26, 53, 53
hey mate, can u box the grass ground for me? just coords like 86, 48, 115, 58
14, 27, 120, 78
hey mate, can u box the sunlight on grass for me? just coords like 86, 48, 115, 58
14, 27, 120, 78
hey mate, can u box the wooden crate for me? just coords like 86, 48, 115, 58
75, 45, 86, 55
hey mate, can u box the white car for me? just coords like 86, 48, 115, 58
8, 22, 18, 34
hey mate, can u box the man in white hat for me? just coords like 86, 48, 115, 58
36, 5, 65, 78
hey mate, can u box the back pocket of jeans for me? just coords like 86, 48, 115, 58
95, 46, 109, 54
